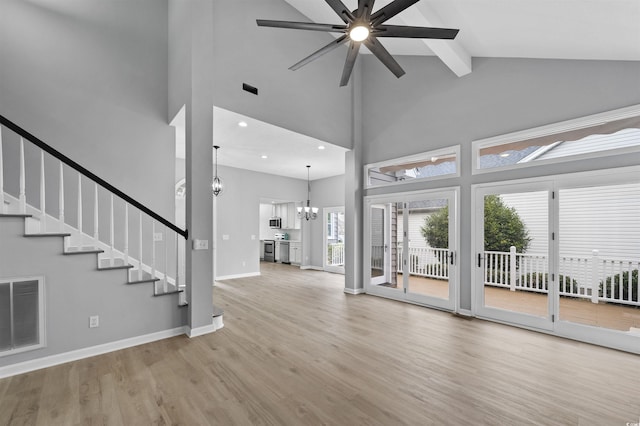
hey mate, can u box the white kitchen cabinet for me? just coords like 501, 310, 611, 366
275, 241, 280, 261
280, 204, 288, 229
289, 241, 301, 264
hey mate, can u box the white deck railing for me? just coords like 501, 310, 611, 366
397, 245, 449, 280
0, 124, 187, 302
328, 242, 345, 266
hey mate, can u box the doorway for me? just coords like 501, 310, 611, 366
323, 207, 345, 274
365, 189, 459, 311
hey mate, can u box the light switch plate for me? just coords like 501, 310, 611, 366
193, 239, 209, 250
222, 235, 230, 240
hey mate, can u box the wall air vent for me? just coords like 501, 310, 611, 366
242, 83, 258, 95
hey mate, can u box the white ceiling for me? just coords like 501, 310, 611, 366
284, 0, 640, 61
180, 0, 640, 182
212, 107, 347, 181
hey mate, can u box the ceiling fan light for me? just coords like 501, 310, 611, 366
349, 25, 369, 42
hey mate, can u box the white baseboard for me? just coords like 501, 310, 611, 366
0, 326, 185, 379
186, 316, 224, 338
344, 287, 365, 295
300, 265, 323, 271
216, 272, 260, 281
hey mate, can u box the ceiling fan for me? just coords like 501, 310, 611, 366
257, 0, 459, 87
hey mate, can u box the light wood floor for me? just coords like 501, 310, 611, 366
1, 262, 639, 425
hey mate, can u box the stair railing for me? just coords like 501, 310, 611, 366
0, 115, 188, 301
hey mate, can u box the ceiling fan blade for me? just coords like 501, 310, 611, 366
257, 20, 347, 33
290, 35, 349, 71
340, 41, 361, 87
375, 25, 459, 39
363, 37, 405, 78
370, 0, 420, 25
357, 0, 375, 19
325, 0, 355, 23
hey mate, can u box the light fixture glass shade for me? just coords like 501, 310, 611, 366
212, 176, 223, 196
311, 207, 319, 214
349, 25, 370, 42
297, 206, 303, 213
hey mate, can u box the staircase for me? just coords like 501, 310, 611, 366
0, 116, 189, 307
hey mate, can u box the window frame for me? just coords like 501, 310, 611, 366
0, 276, 46, 357
364, 145, 461, 190
472, 104, 640, 175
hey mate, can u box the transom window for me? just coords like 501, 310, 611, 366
473, 104, 640, 174
365, 146, 460, 189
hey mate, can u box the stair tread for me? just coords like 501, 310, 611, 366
154, 289, 183, 297
0, 213, 33, 218
64, 248, 104, 255
127, 278, 160, 284
98, 264, 134, 271
24, 232, 72, 237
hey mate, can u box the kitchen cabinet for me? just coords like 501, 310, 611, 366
275, 241, 280, 262
289, 241, 301, 264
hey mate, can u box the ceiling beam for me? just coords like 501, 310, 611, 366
396, 1, 472, 77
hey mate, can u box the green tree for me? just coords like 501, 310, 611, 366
420, 195, 531, 252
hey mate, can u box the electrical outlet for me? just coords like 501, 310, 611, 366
153, 232, 163, 241
89, 315, 99, 328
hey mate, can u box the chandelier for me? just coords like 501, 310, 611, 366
212, 145, 223, 196
298, 165, 318, 221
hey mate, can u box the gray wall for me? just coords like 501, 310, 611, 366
0, 216, 184, 369
0, 0, 175, 219
215, 165, 307, 278
361, 56, 640, 310
211, 0, 352, 150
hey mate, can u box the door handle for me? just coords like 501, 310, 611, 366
449, 251, 455, 265
477, 253, 483, 267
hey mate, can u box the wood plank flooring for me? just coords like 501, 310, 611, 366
1, 262, 639, 425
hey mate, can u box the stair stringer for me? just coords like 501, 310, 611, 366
2, 192, 185, 298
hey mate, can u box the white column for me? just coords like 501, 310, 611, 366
58, 162, 65, 232
40, 151, 46, 232
19, 138, 26, 213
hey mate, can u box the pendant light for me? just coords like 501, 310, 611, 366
212, 145, 223, 196
297, 165, 318, 221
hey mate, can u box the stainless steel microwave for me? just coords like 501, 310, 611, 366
269, 217, 281, 228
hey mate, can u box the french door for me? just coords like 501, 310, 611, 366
473, 168, 640, 352
365, 189, 458, 311
473, 182, 554, 330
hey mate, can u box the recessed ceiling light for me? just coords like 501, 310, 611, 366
318, 145, 325, 150
238, 121, 248, 128
261, 155, 268, 159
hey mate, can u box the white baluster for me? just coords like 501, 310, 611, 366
19, 138, 26, 213
0, 127, 5, 213
40, 151, 46, 232
175, 232, 180, 289
109, 193, 114, 266
163, 227, 168, 293
151, 220, 156, 280
77, 174, 83, 247
138, 212, 143, 281
93, 182, 99, 243
58, 161, 64, 232
123, 203, 129, 265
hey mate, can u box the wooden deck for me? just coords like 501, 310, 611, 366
398, 274, 640, 332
